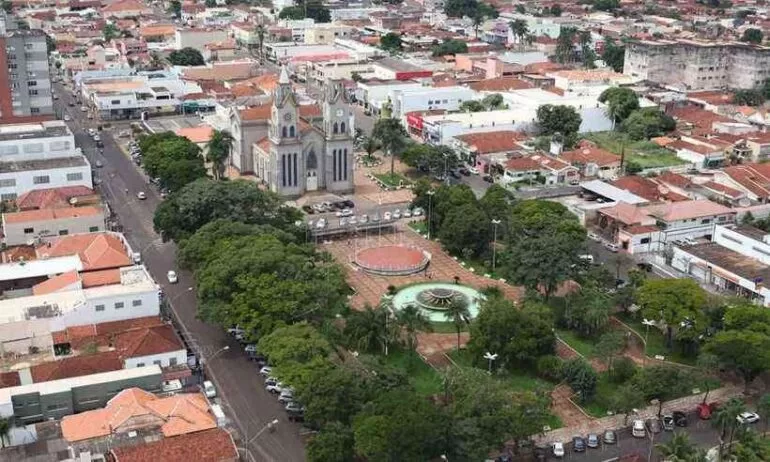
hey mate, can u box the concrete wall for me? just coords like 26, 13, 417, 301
174, 29, 229, 51
125, 349, 186, 369
4, 213, 105, 246
0, 161, 93, 199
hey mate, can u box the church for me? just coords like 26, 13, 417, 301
252, 67, 355, 198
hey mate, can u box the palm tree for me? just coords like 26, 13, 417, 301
443, 298, 470, 351
656, 431, 697, 461
396, 304, 432, 352
206, 129, 234, 180
361, 136, 380, 163
0, 418, 9, 448
509, 19, 529, 51
344, 303, 395, 355
713, 397, 746, 456
372, 118, 408, 175
758, 393, 770, 432
148, 52, 165, 71
254, 23, 266, 64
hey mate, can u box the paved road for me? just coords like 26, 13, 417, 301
53, 82, 307, 462
540, 416, 721, 462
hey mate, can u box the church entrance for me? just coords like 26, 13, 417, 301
306, 150, 318, 191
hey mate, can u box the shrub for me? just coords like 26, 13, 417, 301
611, 357, 637, 383
561, 358, 597, 402
536, 355, 564, 382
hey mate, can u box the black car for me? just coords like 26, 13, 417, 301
673, 411, 688, 427
450, 170, 462, 179
483, 174, 494, 183
302, 205, 314, 214
342, 199, 355, 208
533, 445, 547, 461
663, 414, 675, 431
459, 167, 471, 176
572, 436, 586, 452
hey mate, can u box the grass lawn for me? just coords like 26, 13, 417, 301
449, 349, 555, 393
584, 132, 686, 169
556, 329, 597, 358
374, 172, 411, 188
430, 321, 467, 334
615, 313, 697, 366
383, 348, 443, 396
580, 372, 622, 418
409, 220, 428, 235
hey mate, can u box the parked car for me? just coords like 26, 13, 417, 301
203, 380, 216, 398
383, 211, 392, 220
335, 208, 353, 217
632, 419, 646, 438
278, 389, 294, 404
586, 434, 600, 449
459, 167, 470, 176
359, 214, 368, 223
342, 199, 355, 208
167, 270, 178, 284
738, 412, 760, 425
673, 411, 688, 427
63, 114, 71, 121
587, 232, 601, 242
469, 166, 479, 175
371, 213, 381, 222
137, 191, 146, 200
412, 207, 423, 216
483, 174, 494, 183
697, 402, 717, 420
286, 401, 304, 421
392, 209, 402, 219
602, 430, 617, 444
552, 442, 565, 458
95, 160, 103, 168
663, 414, 675, 431
646, 418, 662, 434
259, 366, 272, 377
572, 436, 586, 452
403, 209, 412, 218
80, 106, 88, 112
227, 327, 244, 337
302, 205, 314, 214
604, 242, 620, 253
266, 381, 284, 394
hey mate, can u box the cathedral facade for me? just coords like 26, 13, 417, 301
253, 68, 355, 198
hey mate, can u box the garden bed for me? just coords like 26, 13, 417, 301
374, 172, 411, 188
556, 329, 598, 358
615, 313, 697, 365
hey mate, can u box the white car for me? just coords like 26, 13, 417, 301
167, 270, 178, 284
359, 214, 368, 224
412, 208, 423, 216
604, 242, 620, 253
335, 208, 353, 217
259, 366, 272, 377
93, 134, 101, 142
63, 114, 71, 121
383, 211, 392, 220
552, 441, 565, 458
403, 209, 412, 218
348, 216, 357, 225
278, 388, 294, 404
266, 381, 284, 394
632, 419, 646, 438
392, 209, 402, 219
203, 380, 216, 398
738, 412, 760, 424
468, 167, 479, 175
80, 106, 88, 112
137, 191, 146, 200
587, 232, 601, 242
87, 128, 97, 136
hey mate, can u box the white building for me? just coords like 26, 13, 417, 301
2, 206, 105, 246
355, 80, 423, 113
0, 121, 92, 201
392, 86, 479, 121
672, 225, 770, 305
174, 27, 229, 51
330, 7, 388, 21
499, 88, 614, 133
420, 109, 528, 146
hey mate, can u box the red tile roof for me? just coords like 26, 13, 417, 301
0, 371, 20, 389
4, 206, 103, 224
469, 78, 533, 91
669, 106, 732, 136
40, 233, 129, 271
110, 428, 238, 462
504, 156, 541, 171
114, 325, 183, 358
239, 103, 320, 122
722, 163, 770, 199
31, 351, 123, 382
561, 145, 620, 167
702, 181, 744, 199
455, 130, 529, 154
16, 186, 96, 211
32, 270, 80, 295
51, 316, 165, 350
81, 268, 122, 288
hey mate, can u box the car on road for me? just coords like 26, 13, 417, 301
572, 436, 586, 452
68, 101, 75, 107
136, 191, 146, 200
392, 209, 401, 219
604, 242, 620, 253
244, 344, 257, 355
586, 433, 600, 448
663, 414, 675, 431
227, 327, 245, 337
602, 430, 617, 444
286, 401, 304, 421
383, 211, 392, 220
738, 412, 760, 425
403, 209, 412, 218
469, 166, 479, 175
92, 134, 101, 142
359, 214, 368, 223
412, 207, 423, 216
259, 366, 272, 377
63, 115, 71, 121
348, 216, 357, 225
88, 128, 97, 136
335, 208, 353, 217
632, 419, 646, 438
80, 106, 88, 112
95, 160, 103, 168
316, 218, 326, 229
266, 381, 284, 394
552, 441, 564, 458
278, 388, 294, 404
371, 213, 380, 222
587, 232, 601, 242
673, 411, 688, 427
167, 270, 178, 284
203, 380, 216, 398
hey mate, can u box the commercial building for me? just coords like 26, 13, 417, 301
372, 57, 434, 81
2, 205, 106, 246
672, 225, 770, 306
0, 16, 54, 123
0, 121, 92, 200
392, 86, 479, 121
623, 39, 770, 90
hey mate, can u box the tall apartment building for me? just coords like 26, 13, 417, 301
0, 12, 54, 122
623, 39, 770, 91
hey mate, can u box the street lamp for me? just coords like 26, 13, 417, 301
201, 345, 230, 365
642, 318, 655, 363
427, 190, 435, 240
246, 418, 279, 445
491, 219, 501, 272
483, 352, 498, 374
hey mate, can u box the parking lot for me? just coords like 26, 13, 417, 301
143, 115, 206, 134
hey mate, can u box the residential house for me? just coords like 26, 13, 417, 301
453, 130, 529, 172
109, 428, 238, 462
503, 154, 578, 185
2, 205, 106, 246
560, 143, 621, 180
101, 0, 151, 18
715, 163, 770, 203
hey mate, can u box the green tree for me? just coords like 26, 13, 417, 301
621, 107, 676, 140
554, 27, 577, 64
509, 18, 529, 50
45, 34, 56, 53
467, 296, 555, 369
732, 429, 770, 461
481, 93, 506, 109
632, 365, 697, 416
598, 87, 640, 128
734, 89, 765, 107
396, 304, 432, 352
167, 47, 205, 66
502, 200, 586, 299
595, 331, 626, 375
714, 398, 747, 454
471, 2, 498, 38
153, 178, 301, 242
102, 23, 120, 41
360, 136, 380, 163
579, 30, 596, 69
536, 104, 582, 137
610, 384, 644, 424
205, 0, 216, 6
0, 1, 11, 13
344, 303, 396, 355
372, 118, 408, 175
444, 298, 471, 351
601, 36, 625, 72
205, 129, 234, 180
741, 28, 763, 44
593, 0, 619, 11
757, 393, 770, 432
637, 278, 707, 349
561, 358, 597, 402
140, 133, 207, 192
432, 39, 468, 56
548, 4, 562, 15
438, 203, 491, 257
257, 322, 331, 365
297, 366, 369, 426
0, 418, 8, 448
168, 0, 181, 18
459, 100, 486, 112
564, 286, 613, 336
379, 33, 402, 53
656, 431, 698, 460
706, 330, 770, 390
307, 422, 354, 462
400, 144, 459, 174
147, 51, 165, 70
278, 6, 304, 19
254, 23, 266, 64
696, 352, 720, 404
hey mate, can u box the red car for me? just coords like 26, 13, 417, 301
697, 402, 718, 420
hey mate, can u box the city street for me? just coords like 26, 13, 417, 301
53, 82, 308, 462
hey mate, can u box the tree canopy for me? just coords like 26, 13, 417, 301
706, 303, 770, 388
741, 28, 763, 44
167, 47, 205, 66
536, 104, 582, 138
637, 278, 707, 349
601, 37, 625, 72
379, 33, 402, 53
153, 178, 302, 242
598, 87, 639, 125
138, 132, 207, 193
432, 39, 468, 56
620, 107, 676, 140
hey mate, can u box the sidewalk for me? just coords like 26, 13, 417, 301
535, 385, 743, 444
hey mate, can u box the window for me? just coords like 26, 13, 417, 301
95, 304, 105, 312
27, 80, 37, 87
132, 299, 142, 307
136, 362, 145, 367
89, 226, 99, 232
640, 237, 651, 244
24, 143, 43, 154
58, 229, 68, 236
66, 172, 83, 181
7, 64, 16, 69
289, 125, 295, 137
32, 175, 49, 184
333, 122, 338, 134
0, 146, 18, 156
114, 302, 124, 309
153, 360, 162, 366
49, 141, 70, 151
169, 357, 178, 366
1, 193, 17, 201
718, 216, 727, 222
30, 107, 40, 114
340, 122, 346, 133
47, 403, 68, 412
0, 178, 16, 187
23, 227, 33, 234
28, 89, 37, 96
702, 219, 711, 224
111, 99, 120, 105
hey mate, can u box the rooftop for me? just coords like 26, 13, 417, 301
0, 156, 88, 174
646, 199, 734, 222
374, 57, 426, 72
681, 241, 770, 286
0, 121, 71, 142
109, 428, 237, 462
581, 179, 649, 205
38, 232, 130, 271
454, 130, 529, 154
3, 206, 103, 224
16, 186, 97, 211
